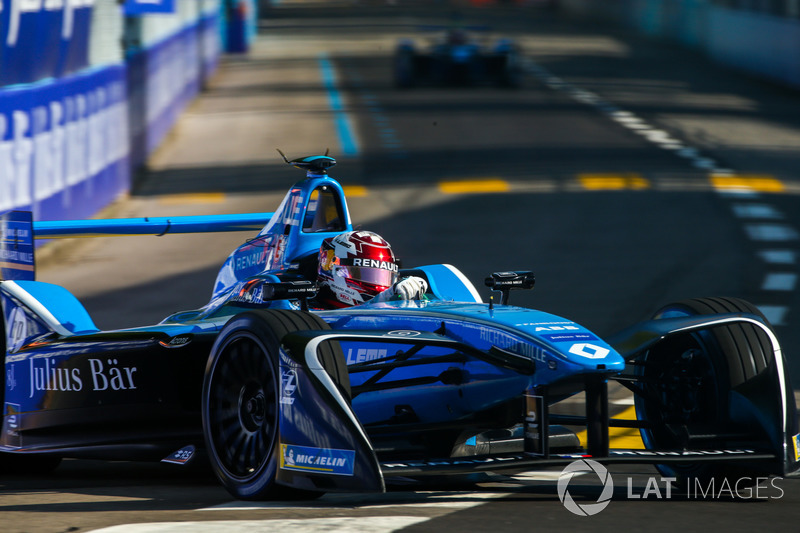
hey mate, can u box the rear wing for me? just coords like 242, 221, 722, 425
33, 213, 273, 239
0, 211, 273, 282
0, 211, 35, 281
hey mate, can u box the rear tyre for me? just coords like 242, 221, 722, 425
635, 297, 777, 485
202, 309, 349, 500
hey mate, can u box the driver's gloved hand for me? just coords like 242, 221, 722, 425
390, 276, 428, 300
373, 276, 429, 302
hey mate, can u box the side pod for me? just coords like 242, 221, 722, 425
606, 313, 800, 477
276, 331, 384, 493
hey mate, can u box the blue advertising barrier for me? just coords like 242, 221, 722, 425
124, 0, 176, 15
127, 19, 214, 169
0, 66, 130, 223
200, 13, 221, 81
0, 0, 93, 87
1, 11, 220, 228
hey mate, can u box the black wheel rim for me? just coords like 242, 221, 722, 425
637, 332, 722, 451
208, 334, 278, 480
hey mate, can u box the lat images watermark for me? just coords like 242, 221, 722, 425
557, 459, 785, 516
557, 459, 614, 516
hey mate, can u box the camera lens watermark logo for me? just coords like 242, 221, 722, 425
557, 459, 614, 516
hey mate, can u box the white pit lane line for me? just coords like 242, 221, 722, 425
86, 517, 432, 533
200, 491, 509, 511
86, 492, 515, 533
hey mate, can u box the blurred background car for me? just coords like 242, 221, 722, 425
394, 22, 521, 88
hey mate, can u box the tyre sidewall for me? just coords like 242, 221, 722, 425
636, 297, 773, 482
202, 313, 281, 500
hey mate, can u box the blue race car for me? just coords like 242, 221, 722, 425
1, 154, 798, 500
394, 26, 521, 88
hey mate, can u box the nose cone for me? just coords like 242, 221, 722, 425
561, 340, 626, 372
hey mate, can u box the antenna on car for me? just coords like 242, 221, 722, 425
276, 149, 337, 176
277, 148, 290, 164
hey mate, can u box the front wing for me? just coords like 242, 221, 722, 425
271, 323, 800, 494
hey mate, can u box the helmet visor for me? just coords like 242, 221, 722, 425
335, 265, 397, 289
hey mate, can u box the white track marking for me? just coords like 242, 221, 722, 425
200, 491, 507, 511
510, 471, 573, 482
716, 189, 762, 199
745, 224, 799, 241
87, 517, 431, 533
92, 492, 513, 533
524, 55, 799, 338
757, 305, 789, 326
732, 203, 784, 219
762, 273, 798, 291
610, 397, 636, 406
522, 57, 730, 173
758, 250, 797, 265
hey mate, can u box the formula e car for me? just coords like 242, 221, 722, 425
1, 154, 798, 500
394, 26, 521, 88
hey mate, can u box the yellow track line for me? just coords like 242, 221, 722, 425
158, 192, 226, 205
710, 174, 785, 193
438, 178, 511, 194
575, 405, 645, 450
251, 173, 789, 200
579, 173, 650, 190
341, 185, 369, 197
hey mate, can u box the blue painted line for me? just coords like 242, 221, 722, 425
319, 54, 359, 156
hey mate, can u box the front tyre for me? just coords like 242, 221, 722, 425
636, 297, 779, 485
202, 309, 349, 500
202, 313, 280, 500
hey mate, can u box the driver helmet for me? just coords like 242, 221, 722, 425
317, 231, 399, 307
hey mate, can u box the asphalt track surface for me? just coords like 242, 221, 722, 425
6, 3, 800, 532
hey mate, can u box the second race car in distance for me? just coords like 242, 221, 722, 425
394, 24, 522, 88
